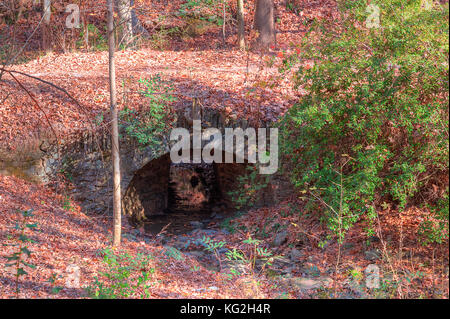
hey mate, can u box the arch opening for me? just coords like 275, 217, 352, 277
122, 150, 250, 235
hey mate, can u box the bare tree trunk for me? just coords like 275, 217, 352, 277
116, 0, 133, 47
42, 0, 51, 52
254, 0, 275, 49
130, 0, 149, 38
107, 0, 122, 247
222, 1, 226, 43
237, 0, 245, 50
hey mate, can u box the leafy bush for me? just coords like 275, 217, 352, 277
150, 26, 180, 50
280, 0, 449, 240
199, 234, 275, 278
228, 165, 270, 210
76, 24, 107, 51
419, 189, 449, 245
3, 209, 37, 297
178, 0, 226, 26
120, 75, 177, 151
87, 248, 155, 299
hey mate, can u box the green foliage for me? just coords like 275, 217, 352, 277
200, 234, 275, 279
3, 209, 38, 297
62, 196, 75, 212
178, 0, 226, 26
162, 246, 185, 261
280, 0, 449, 240
419, 188, 449, 244
228, 166, 270, 210
220, 211, 246, 234
201, 235, 226, 252
224, 235, 274, 279
77, 24, 107, 51
47, 273, 64, 295
87, 248, 155, 299
120, 75, 177, 151
199, 235, 225, 270
285, 0, 301, 16
150, 25, 180, 50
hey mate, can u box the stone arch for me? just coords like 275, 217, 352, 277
122, 149, 251, 226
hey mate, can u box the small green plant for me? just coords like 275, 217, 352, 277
348, 268, 364, 282
228, 165, 270, 210
87, 248, 155, 299
77, 23, 107, 51
177, 0, 225, 26
220, 211, 245, 234
418, 189, 449, 245
200, 235, 226, 270
3, 209, 37, 298
62, 196, 75, 212
285, 0, 302, 15
199, 234, 276, 280
191, 265, 200, 272
162, 246, 185, 261
120, 75, 177, 152
47, 273, 64, 295
241, 235, 273, 271
150, 24, 180, 50
224, 235, 275, 279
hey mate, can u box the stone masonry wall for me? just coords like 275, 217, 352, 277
1, 103, 294, 224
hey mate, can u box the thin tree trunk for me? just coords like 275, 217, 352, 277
222, 1, 226, 43
42, 0, 51, 52
237, 0, 245, 50
254, 0, 275, 49
130, 0, 150, 38
116, 0, 133, 47
107, 0, 122, 247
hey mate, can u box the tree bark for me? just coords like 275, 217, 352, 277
107, 0, 122, 247
237, 0, 245, 50
254, 0, 275, 49
41, 0, 51, 51
116, 0, 133, 47
130, 0, 150, 38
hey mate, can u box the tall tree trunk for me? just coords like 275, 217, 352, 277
130, 0, 150, 38
107, 0, 122, 247
254, 0, 275, 49
237, 0, 245, 50
42, 0, 51, 52
116, 0, 133, 47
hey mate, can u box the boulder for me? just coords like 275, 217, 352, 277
277, 276, 333, 291
190, 221, 204, 229
273, 230, 288, 247
289, 248, 303, 260
364, 249, 381, 261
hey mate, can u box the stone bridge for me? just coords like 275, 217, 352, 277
1, 102, 291, 226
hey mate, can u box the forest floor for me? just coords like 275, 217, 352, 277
0, 0, 448, 299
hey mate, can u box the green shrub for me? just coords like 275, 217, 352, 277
280, 0, 449, 240
77, 24, 107, 51
120, 75, 177, 151
3, 209, 38, 297
87, 248, 155, 299
178, 0, 225, 26
419, 189, 449, 245
150, 26, 180, 50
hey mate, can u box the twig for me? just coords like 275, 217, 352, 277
0, 67, 106, 165
156, 222, 171, 238
7, 71, 60, 155
0, 13, 45, 80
